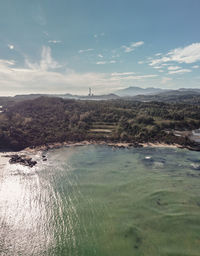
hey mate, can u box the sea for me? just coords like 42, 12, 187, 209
0, 145, 200, 256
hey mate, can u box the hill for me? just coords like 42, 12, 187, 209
129, 89, 200, 103
115, 86, 166, 96
0, 97, 200, 151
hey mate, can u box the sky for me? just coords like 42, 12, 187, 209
1, 0, 200, 96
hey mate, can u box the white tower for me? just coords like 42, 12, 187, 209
88, 88, 92, 96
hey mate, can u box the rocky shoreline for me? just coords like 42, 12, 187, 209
3, 154, 38, 168
24, 140, 144, 153
21, 139, 200, 153
2, 140, 200, 168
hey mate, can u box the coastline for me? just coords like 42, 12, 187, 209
1, 140, 197, 168
23, 140, 186, 154
141, 142, 183, 149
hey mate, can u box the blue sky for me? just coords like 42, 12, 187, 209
1, 0, 200, 95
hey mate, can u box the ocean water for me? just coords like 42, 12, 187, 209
0, 145, 200, 255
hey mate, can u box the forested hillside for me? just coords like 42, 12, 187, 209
0, 97, 200, 150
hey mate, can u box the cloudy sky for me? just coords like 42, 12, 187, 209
1, 0, 200, 96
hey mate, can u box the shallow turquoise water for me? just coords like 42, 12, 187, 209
1, 145, 200, 255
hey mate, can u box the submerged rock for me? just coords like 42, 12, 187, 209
42, 155, 47, 161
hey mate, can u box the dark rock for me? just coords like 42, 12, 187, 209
9, 154, 37, 168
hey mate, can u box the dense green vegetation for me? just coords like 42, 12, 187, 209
0, 96, 200, 150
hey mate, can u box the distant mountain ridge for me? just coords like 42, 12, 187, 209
115, 86, 200, 97
13, 93, 120, 101
128, 88, 200, 103
4, 87, 200, 104
115, 86, 167, 96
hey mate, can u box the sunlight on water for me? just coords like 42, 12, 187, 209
0, 162, 55, 255
0, 146, 200, 255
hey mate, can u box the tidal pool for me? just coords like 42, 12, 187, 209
0, 145, 200, 255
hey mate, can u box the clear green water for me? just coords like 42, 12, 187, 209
1, 145, 200, 255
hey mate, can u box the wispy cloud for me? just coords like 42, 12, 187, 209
192, 65, 199, 69
25, 46, 61, 71
0, 59, 15, 66
96, 61, 106, 65
149, 43, 200, 66
168, 69, 191, 75
94, 33, 105, 39
111, 72, 135, 76
96, 60, 116, 65
48, 40, 62, 44
161, 77, 172, 84
122, 41, 144, 53
110, 74, 158, 81
153, 66, 163, 69
0, 47, 159, 96
43, 31, 49, 36
98, 54, 103, 58
168, 66, 181, 71
33, 4, 46, 26
8, 44, 14, 50
111, 53, 120, 58
79, 48, 94, 53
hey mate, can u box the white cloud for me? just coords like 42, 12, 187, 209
8, 44, 14, 50
96, 60, 117, 65
161, 77, 172, 84
79, 48, 94, 53
24, 46, 61, 72
122, 41, 144, 53
98, 54, 103, 58
112, 54, 120, 58
167, 43, 200, 63
48, 40, 62, 44
149, 43, 200, 66
111, 72, 135, 76
0, 59, 15, 66
168, 66, 181, 71
138, 61, 144, 64
149, 57, 171, 66
0, 49, 160, 96
110, 74, 158, 81
96, 61, 106, 65
192, 65, 199, 69
153, 66, 163, 69
40, 46, 61, 70
0, 57, 108, 95
94, 33, 105, 39
168, 69, 191, 75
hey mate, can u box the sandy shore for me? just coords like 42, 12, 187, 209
23, 140, 185, 154
141, 142, 183, 149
